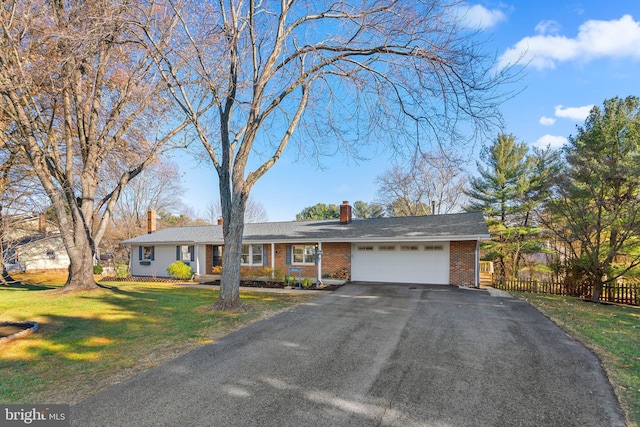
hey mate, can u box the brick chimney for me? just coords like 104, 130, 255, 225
339, 201, 352, 224
217, 217, 223, 225
38, 213, 47, 234
147, 209, 156, 234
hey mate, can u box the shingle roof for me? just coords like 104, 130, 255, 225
121, 211, 489, 245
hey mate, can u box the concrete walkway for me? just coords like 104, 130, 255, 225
72, 283, 625, 426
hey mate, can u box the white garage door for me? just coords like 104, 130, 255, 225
351, 242, 450, 284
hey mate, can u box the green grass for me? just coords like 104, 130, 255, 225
515, 293, 640, 427
0, 278, 318, 404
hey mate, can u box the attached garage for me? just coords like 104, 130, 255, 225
351, 241, 450, 284
124, 205, 489, 287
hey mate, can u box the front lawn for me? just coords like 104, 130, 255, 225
0, 275, 318, 404
516, 293, 640, 427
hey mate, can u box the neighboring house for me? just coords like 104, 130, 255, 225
122, 202, 490, 287
3, 213, 70, 272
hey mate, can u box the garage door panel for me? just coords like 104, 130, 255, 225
351, 242, 449, 284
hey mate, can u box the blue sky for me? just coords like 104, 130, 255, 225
178, 1, 640, 222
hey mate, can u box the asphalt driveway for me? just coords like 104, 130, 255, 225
71, 283, 625, 426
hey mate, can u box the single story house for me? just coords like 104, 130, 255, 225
3, 213, 70, 272
122, 202, 490, 286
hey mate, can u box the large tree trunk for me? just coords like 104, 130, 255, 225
217, 219, 244, 310
58, 208, 99, 292
591, 277, 604, 303
65, 248, 98, 291
214, 191, 248, 310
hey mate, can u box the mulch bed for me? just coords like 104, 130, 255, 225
0, 321, 39, 342
101, 276, 183, 283
202, 280, 342, 292
101, 276, 342, 291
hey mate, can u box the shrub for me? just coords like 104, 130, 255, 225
285, 275, 297, 287
241, 266, 273, 279
301, 277, 313, 289
93, 265, 104, 275
273, 269, 284, 281
167, 261, 193, 280
115, 260, 129, 279
212, 265, 223, 275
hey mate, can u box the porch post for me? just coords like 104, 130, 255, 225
475, 239, 480, 288
195, 244, 199, 275
271, 243, 275, 279
317, 241, 323, 284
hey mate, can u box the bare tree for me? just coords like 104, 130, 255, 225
206, 196, 268, 224
376, 148, 467, 216
142, 0, 510, 308
0, 0, 191, 290
110, 158, 186, 239
0, 145, 45, 283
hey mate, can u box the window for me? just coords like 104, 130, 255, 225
142, 246, 154, 260
400, 245, 419, 251
242, 244, 263, 266
292, 245, 315, 264
139, 246, 155, 263
357, 245, 374, 251
177, 245, 195, 262
378, 245, 396, 251
424, 245, 444, 251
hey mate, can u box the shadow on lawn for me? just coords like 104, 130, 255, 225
0, 284, 226, 403
0, 283, 57, 291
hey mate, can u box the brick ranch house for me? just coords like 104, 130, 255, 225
122, 203, 490, 287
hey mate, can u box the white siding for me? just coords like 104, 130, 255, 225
17, 237, 70, 271
130, 244, 206, 277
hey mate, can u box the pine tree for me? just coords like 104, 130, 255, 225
466, 134, 558, 280
544, 96, 640, 301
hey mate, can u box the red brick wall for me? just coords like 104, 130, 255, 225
319, 242, 351, 279
449, 240, 477, 286
234, 242, 351, 279
205, 245, 213, 274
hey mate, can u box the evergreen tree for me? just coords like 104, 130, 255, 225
543, 96, 640, 301
353, 201, 385, 219
295, 203, 340, 221
466, 134, 558, 280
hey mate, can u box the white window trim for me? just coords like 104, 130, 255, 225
179, 245, 194, 262
142, 246, 154, 260
292, 244, 315, 265
241, 244, 263, 266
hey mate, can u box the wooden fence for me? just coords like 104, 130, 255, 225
494, 278, 639, 306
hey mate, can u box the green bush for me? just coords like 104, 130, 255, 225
301, 277, 313, 289
93, 265, 104, 275
115, 260, 129, 279
167, 261, 193, 280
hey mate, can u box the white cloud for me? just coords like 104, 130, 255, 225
535, 20, 561, 35
498, 14, 640, 70
534, 135, 567, 148
458, 4, 507, 29
539, 116, 556, 126
554, 104, 594, 121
